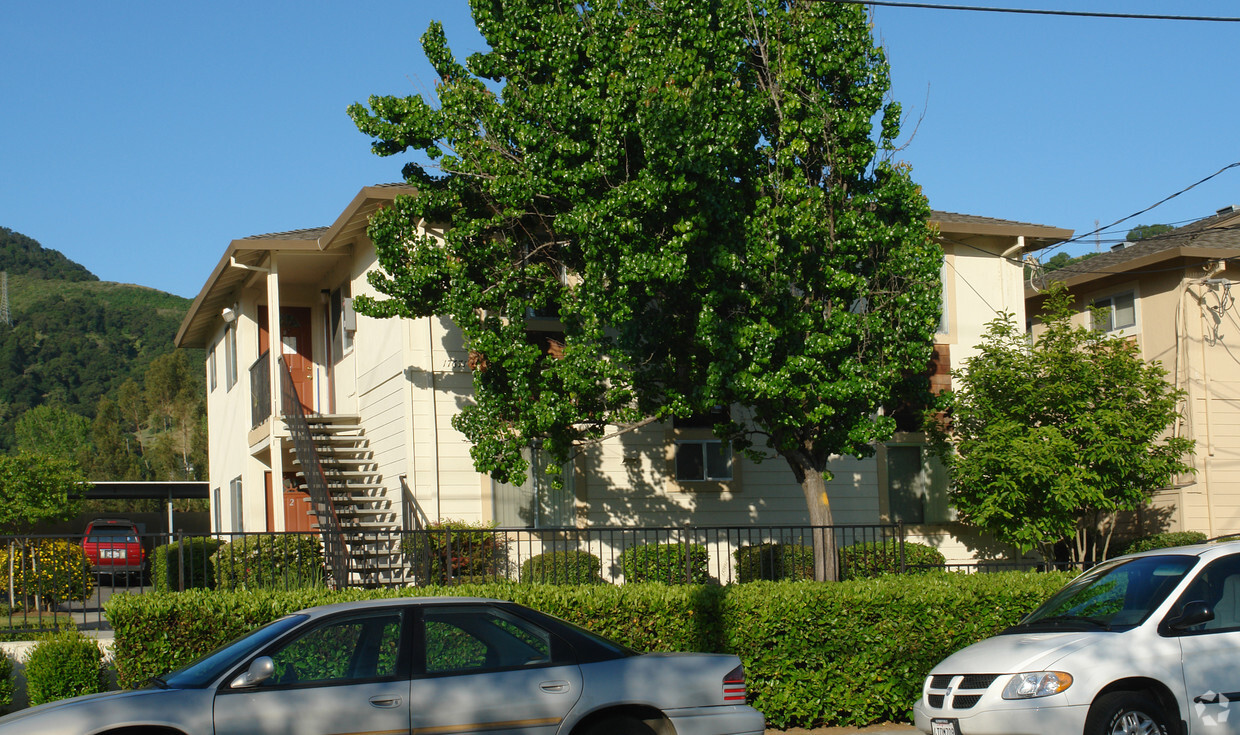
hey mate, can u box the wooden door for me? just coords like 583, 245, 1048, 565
259, 307, 315, 414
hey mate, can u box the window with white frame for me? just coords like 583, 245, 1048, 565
224, 321, 239, 389
493, 446, 574, 528
208, 344, 217, 391
1091, 290, 1136, 333
229, 476, 243, 530
212, 487, 222, 532
330, 284, 354, 361
675, 440, 733, 482
884, 444, 951, 524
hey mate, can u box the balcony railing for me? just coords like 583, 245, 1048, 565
250, 351, 271, 428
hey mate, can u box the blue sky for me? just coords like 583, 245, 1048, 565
2, 1, 1238, 299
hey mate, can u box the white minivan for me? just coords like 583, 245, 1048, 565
914, 541, 1240, 735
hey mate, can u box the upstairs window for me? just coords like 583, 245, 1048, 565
1092, 291, 1136, 333
675, 440, 733, 482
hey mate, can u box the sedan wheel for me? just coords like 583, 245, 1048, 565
1086, 692, 1169, 735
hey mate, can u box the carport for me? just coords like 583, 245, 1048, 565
82, 481, 209, 537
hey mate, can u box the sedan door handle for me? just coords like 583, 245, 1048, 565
540, 680, 571, 694
369, 695, 402, 708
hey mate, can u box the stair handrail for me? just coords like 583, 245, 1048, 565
277, 356, 351, 588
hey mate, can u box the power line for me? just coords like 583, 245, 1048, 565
828, 0, 1240, 22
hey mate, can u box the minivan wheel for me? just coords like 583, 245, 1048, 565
1085, 691, 1170, 735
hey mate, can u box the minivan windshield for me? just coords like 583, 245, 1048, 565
1007, 555, 1198, 633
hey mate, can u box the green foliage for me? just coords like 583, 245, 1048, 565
520, 550, 604, 584
106, 573, 1071, 727
0, 539, 94, 608
14, 405, 92, 463
840, 541, 945, 580
0, 227, 95, 282
930, 284, 1195, 563
402, 521, 507, 584
0, 651, 12, 713
24, 630, 107, 706
618, 543, 709, 584
211, 535, 325, 591
349, 0, 941, 544
1124, 531, 1208, 555
734, 543, 814, 582
153, 536, 225, 592
0, 453, 86, 534
1126, 223, 1173, 241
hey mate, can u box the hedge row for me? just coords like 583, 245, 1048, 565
105, 571, 1070, 727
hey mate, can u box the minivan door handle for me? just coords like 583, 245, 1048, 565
539, 680, 571, 693
369, 695, 402, 708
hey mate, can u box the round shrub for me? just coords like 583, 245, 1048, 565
0, 539, 93, 608
24, 630, 107, 706
618, 543, 709, 584
153, 536, 225, 592
735, 543, 814, 582
840, 540, 945, 580
402, 521, 508, 584
521, 550, 604, 584
211, 534, 324, 591
1124, 531, 1209, 555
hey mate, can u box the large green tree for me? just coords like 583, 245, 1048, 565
0, 452, 87, 534
930, 286, 1194, 564
350, 0, 941, 579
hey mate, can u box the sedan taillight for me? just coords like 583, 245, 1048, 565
723, 664, 747, 702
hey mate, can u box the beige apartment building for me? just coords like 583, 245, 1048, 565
1027, 206, 1240, 540
175, 184, 1071, 575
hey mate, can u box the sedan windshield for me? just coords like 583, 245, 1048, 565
156, 615, 306, 689
1009, 555, 1198, 633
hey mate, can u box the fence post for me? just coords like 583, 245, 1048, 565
898, 522, 906, 574
177, 531, 186, 592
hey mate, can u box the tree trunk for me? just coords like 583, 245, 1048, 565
799, 467, 840, 582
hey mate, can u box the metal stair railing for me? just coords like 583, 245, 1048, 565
277, 356, 351, 588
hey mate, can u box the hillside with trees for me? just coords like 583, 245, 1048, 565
0, 227, 204, 483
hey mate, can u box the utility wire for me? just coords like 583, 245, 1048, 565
828, 0, 1240, 22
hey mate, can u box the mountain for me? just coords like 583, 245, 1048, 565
0, 227, 200, 450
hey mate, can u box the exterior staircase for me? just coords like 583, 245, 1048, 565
293, 416, 406, 586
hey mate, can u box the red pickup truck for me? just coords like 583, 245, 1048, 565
81, 518, 146, 580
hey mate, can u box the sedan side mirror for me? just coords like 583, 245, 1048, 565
1167, 600, 1214, 632
230, 656, 275, 688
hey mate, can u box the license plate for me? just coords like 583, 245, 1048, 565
931, 719, 960, 735
101, 549, 126, 559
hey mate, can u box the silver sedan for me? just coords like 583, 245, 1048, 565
0, 596, 765, 735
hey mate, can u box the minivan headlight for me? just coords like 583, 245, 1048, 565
1002, 671, 1073, 699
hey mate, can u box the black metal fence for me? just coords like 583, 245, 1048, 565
0, 524, 1059, 636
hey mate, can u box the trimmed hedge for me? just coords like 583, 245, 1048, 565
1124, 531, 1209, 555
402, 521, 508, 584
520, 550, 604, 584
211, 535, 324, 591
105, 572, 1072, 726
841, 541, 945, 580
735, 543, 813, 582
153, 537, 226, 592
618, 543, 710, 584
0, 651, 12, 713
24, 630, 107, 706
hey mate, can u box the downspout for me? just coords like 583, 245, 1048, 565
1197, 286, 1217, 537
427, 317, 442, 521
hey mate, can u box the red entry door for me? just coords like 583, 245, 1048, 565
259, 307, 315, 414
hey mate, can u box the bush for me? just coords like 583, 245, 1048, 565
521, 550, 604, 584
153, 536, 226, 592
1124, 531, 1209, 555
402, 521, 507, 584
24, 630, 107, 706
106, 572, 1074, 727
735, 543, 814, 582
211, 535, 324, 591
618, 543, 709, 584
0, 651, 12, 713
840, 540, 945, 580
0, 539, 93, 608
